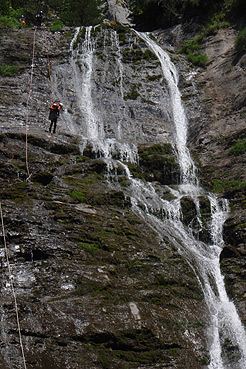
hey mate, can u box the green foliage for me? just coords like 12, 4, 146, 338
180, 39, 200, 54
124, 84, 140, 100
129, 0, 232, 30
147, 74, 162, 81
203, 18, 229, 36
144, 49, 158, 61
180, 17, 229, 67
70, 190, 87, 203
181, 17, 229, 54
50, 19, 64, 31
0, 0, 11, 15
180, 35, 205, 67
77, 242, 99, 252
0, 6, 27, 28
60, 0, 102, 26
0, 15, 20, 28
235, 28, 246, 54
118, 32, 126, 43
0, 64, 20, 76
98, 348, 111, 369
228, 138, 246, 155
212, 179, 246, 193
188, 52, 208, 67
0, 0, 102, 27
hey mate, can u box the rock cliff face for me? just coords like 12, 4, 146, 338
155, 22, 246, 327
192, 27, 246, 325
0, 12, 245, 369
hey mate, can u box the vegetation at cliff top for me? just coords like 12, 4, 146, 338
0, 0, 103, 27
129, 0, 246, 30
1, 0, 246, 30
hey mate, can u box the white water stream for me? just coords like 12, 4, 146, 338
71, 27, 138, 163
69, 27, 246, 368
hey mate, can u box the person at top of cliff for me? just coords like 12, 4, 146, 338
19, 15, 26, 25
48, 102, 62, 134
36, 11, 43, 27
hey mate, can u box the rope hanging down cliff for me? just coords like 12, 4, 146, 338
24, 25, 55, 180
25, 25, 37, 181
0, 202, 27, 369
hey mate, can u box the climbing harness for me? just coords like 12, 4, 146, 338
0, 202, 27, 369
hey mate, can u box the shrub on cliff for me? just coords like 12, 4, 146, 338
129, 0, 230, 30
0, 5, 26, 28
50, 19, 64, 32
229, 138, 246, 155
0, 0, 103, 28
0, 64, 20, 76
235, 28, 246, 55
188, 52, 208, 67
60, 0, 103, 26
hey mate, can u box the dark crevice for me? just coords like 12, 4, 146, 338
72, 328, 182, 352
220, 246, 238, 262
9, 330, 48, 339
18, 249, 50, 261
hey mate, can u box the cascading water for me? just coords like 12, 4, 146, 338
64, 26, 246, 368
70, 27, 138, 163
134, 33, 246, 369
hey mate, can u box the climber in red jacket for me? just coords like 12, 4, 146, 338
48, 102, 62, 134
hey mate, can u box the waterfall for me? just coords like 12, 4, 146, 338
112, 30, 125, 102
77, 26, 101, 141
112, 30, 125, 139
136, 32, 198, 186
69, 27, 246, 368
71, 27, 138, 162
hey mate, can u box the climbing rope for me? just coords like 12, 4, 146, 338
0, 24, 57, 368
25, 25, 37, 181
24, 24, 56, 180
44, 25, 54, 103
0, 202, 27, 369
0, 142, 14, 164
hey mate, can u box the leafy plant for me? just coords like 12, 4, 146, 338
188, 52, 208, 67
235, 28, 246, 54
229, 138, 246, 155
124, 84, 140, 100
60, 0, 103, 26
0, 64, 20, 76
50, 19, 64, 32
147, 74, 162, 81
180, 17, 229, 67
212, 179, 246, 193
77, 242, 99, 252
0, 15, 22, 28
69, 190, 87, 203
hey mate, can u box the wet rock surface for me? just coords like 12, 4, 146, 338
0, 131, 207, 368
184, 27, 246, 323
0, 19, 245, 368
156, 21, 246, 326
0, 26, 209, 368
